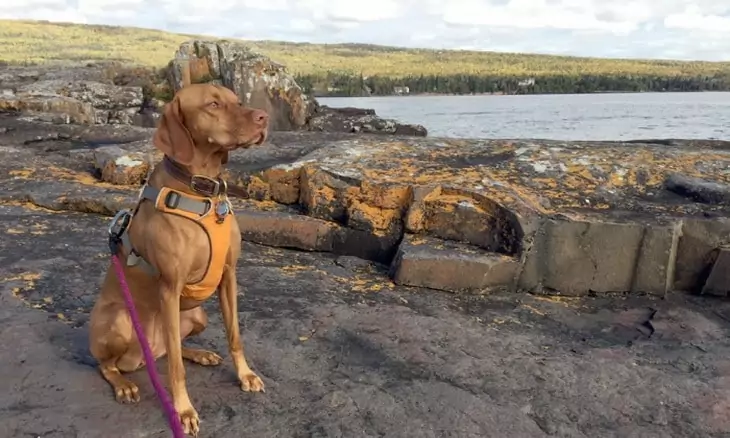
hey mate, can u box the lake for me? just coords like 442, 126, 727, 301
317, 92, 730, 141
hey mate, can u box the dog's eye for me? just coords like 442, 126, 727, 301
209, 101, 219, 108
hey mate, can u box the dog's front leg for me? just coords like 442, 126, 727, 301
219, 263, 265, 393
159, 279, 200, 436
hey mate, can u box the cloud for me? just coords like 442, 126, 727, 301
664, 5, 730, 33
2, 0, 730, 61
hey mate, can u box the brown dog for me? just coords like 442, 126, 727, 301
88, 83, 268, 436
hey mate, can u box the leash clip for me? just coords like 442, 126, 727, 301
108, 209, 132, 254
108, 209, 132, 239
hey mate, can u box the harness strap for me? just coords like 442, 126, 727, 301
140, 185, 211, 216
119, 185, 213, 276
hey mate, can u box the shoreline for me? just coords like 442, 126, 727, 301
314, 89, 730, 98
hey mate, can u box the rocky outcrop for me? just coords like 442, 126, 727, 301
307, 105, 427, 136
166, 40, 427, 136
3, 112, 730, 297
0, 53, 428, 136
167, 40, 314, 131
0, 65, 147, 125
219, 136, 730, 296
0, 80, 144, 124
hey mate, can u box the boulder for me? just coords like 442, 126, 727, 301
166, 40, 428, 136
664, 172, 730, 205
390, 234, 520, 293
93, 144, 154, 186
167, 40, 315, 131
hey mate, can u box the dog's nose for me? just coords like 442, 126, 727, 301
251, 109, 268, 126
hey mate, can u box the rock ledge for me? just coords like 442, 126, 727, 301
3, 114, 729, 296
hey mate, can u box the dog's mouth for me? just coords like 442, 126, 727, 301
231, 131, 267, 149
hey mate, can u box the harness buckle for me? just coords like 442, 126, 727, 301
164, 191, 181, 209
190, 175, 222, 197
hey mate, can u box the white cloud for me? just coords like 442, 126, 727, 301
664, 5, 730, 33
439, 0, 647, 34
2, 0, 730, 60
289, 18, 316, 33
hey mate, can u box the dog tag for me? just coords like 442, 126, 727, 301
215, 198, 231, 223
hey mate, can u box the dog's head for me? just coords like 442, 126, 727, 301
153, 83, 269, 166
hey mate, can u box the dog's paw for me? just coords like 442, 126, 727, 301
179, 407, 200, 436
239, 372, 265, 393
113, 380, 140, 404
182, 348, 223, 366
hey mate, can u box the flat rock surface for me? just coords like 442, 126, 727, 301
4, 202, 730, 438
4, 114, 730, 437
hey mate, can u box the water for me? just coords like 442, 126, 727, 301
317, 92, 730, 141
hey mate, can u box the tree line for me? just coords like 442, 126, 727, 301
295, 72, 730, 96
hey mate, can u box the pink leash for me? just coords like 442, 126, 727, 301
111, 253, 186, 438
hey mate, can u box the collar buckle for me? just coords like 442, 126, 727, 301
190, 175, 221, 197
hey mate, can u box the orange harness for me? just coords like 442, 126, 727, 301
118, 184, 233, 302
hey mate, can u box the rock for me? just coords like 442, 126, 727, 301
335, 255, 378, 272
167, 40, 315, 131
237, 208, 339, 252
236, 206, 401, 264
519, 217, 681, 296
5, 203, 730, 438
229, 135, 730, 295
403, 185, 528, 255
390, 234, 520, 292
631, 221, 683, 296
166, 40, 427, 136
0, 78, 144, 125
93, 144, 153, 185
307, 105, 427, 137
4, 112, 730, 295
675, 218, 730, 292
701, 247, 730, 296
664, 173, 730, 205
0, 93, 94, 124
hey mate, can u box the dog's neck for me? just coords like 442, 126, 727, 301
148, 153, 228, 198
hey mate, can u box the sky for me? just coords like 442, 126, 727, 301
1, 0, 730, 61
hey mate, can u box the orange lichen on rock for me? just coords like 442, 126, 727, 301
4, 272, 42, 306
46, 166, 134, 190
357, 180, 411, 210
245, 175, 271, 201
262, 167, 301, 204
9, 168, 35, 179
346, 198, 402, 232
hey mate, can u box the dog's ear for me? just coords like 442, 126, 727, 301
153, 96, 195, 165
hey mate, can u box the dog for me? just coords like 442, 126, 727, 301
88, 83, 269, 436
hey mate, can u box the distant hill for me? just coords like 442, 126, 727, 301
2, 19, 729, 77
1, 19, 729, 96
